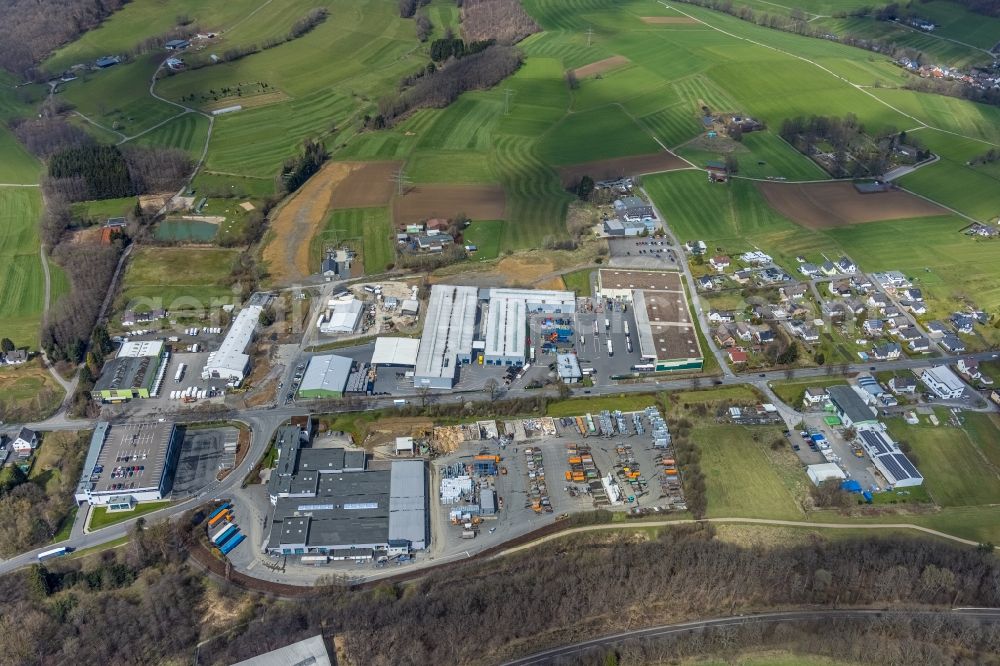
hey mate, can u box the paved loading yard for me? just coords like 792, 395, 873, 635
172, 427, 234, 495
434, 408, 682, 554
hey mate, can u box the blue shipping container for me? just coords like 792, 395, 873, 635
216, 527, 241, 549
206, 503, 231, 522
221, 534, 246, 555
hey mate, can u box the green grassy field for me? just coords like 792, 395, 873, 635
120, 246, 240, 310
561, 268, 593, 296
679, 131, 827, 182
89, 501, 173, 530
70, 197, 137, 224
0, 361, 65, 422
310, 207, 394, 274
546, 392, 662, 418
885, 414, 1000, 508
0, 188, 49, 347
462, 220, 505, 261
130, 111, 210, 156
770, 378, 846, 409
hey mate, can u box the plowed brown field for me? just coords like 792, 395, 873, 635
640, 16, 697, 24
572, 55, 630, 78
393, 184, 506, 225
264, 160, 401, 284
557, 151, 691, 187
756, 181, 948, 229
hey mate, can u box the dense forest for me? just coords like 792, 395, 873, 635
0, 0, 128, 77
369, 44, 522, 128
46, 143, 191, 203
3, 520, 998, 665
460, 0, 540, 44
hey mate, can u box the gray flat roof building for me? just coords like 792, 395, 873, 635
414, 285, 478, 389
74, 421, 182, 505
828, 385, 878, 426
298, 354, 353, 398
231, 634, 331, 666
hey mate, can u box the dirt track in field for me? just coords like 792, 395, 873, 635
641, 16, 698, 24
756, 181, 948, 229
393, 184, 506, 225
572, 55, 630, 78
557, 151, 691, 187
264, 160, 400, 284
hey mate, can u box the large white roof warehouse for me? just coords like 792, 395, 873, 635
202, 304, 262, 384
372, 337, 420, 367
414, 285, 478, 389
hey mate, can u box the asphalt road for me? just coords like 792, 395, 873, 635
501, 608, 1000, 665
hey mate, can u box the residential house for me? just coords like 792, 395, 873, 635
890, 375, 917, 394
896, 326, 921, 342
837, 257, 857, 274
684, 240, 707, 255
919, 366, 966, 400
11, 428, 38, 455
872, 271, 909, 290
871, 342, 901, 360
727, 349, 747, 364
867, 293, 889, 310
882, 305, 901, 318
904, 288, 923, 302
731, 268, 752, 284
696, 275, 716, 290
799, 263, 820, 277
827, 280, 851, 297
769, 305, 789, 320
780, 284, 808, 301
708, 309, 735, 324
706, 161, 728, 182
415, 234, 453, 252
734, 323, 753, 342
957, 358, 981, 379
908, 337, 930, 352
714, 325, 736, 348
754, 327, 775, 344
803, 387, 829, 407
925, 320, 947, 338
951, 313, 974, 334
851, 275, 873, 291
320, 254, 338, 279
820, 261, 837, 276
862, 319, 884, 336
799, 325, 819, 342
709, 255, 730, 272
940, 334, 965, 353
908, 301, 927, 315
4, 349, 27, 365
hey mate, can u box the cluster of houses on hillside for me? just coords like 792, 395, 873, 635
397, 219, 458, 254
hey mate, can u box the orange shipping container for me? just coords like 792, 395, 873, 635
568, 456, 582, 465
565, 471, 572, 481
665, 469, 678, 476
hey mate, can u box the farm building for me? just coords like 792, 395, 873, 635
232, 635, 331, 666
74, 421, 183, 506
164, 39, 190, 50
93, 340, 166, 402
556, 353, 582, 383
94, 56, 120, 68
827, 385, 878, 428
414, 285, 479, 389
597, 269, 702, 371
919, 366, 966, 399
706, 161, 728, 182
298, 354, 354, 398
265, 430, 427, 555
202, 304, 263, 384
806, 463, 846, 486
372, 337, 419, 369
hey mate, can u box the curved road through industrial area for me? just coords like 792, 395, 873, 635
501, 608, 1000, 666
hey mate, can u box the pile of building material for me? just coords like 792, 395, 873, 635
523, 447, 552, 514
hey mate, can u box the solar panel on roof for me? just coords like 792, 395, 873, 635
876, 453, 907, 482
892, 453, 921, 479
860, 430, 889, 455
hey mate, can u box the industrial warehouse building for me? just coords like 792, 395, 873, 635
202, 303, 263, 384
318, 296, 363, 335
74, 421, 183, 507
298, 354, 354, 398
413, 285, 479, 389
413, 285, 577, 387
371, 336, 419, 368
856, 426, 923, 487
827, 385, 879, 428
266, 426, 428, 555
596, 270, 703, 371
93, 340, 167, 401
